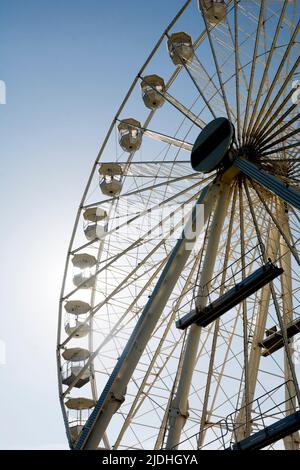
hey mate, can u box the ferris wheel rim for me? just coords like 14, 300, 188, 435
58, 0, 300, 451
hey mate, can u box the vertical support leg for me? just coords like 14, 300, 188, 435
234, 222, 279, 441
278, 203, 300, 450
166, 182, 232, 449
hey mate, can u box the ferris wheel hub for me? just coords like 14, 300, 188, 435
191, 117, 235, 174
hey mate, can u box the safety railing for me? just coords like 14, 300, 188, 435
175, 380, 299, 450
174, 243, 264, 321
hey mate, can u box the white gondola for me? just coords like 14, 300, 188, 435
72, 254, 96, 289
118, 118, 142, 152
62, 366, 90, 388
62, 348, 91, 388
65, 397, 95, 410
99, 162, 123, 196
84, 223, 106, 240
65, 398, 95, 443
141, 75, 165, 110
73, 273, 95, 289
167, 32, 193, 65
83, 207, 107, 222
100, 179, 122, 196
65, 320, 90, 338
64, 300, 91, 315
99, 162, 123, 177
72, 254, 97, 269
62, 348, 90, 362
199, 0, 227, 26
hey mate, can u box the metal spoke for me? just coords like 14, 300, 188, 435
260, 126, 300, 153
250, 19, 300, 136
261, 141, 300, 157
246, 0, 289, 138
256, 104, 298, 146
83, 171, 205, 210
234, 0, 241, 144
198, 0, 232, 122
253, 88, 295, 143
242, 0, 266, 143
239, 179, 250, 437
61, 186, 206, 345
165, 32, 217, 119
258, 112, 300, 149
139, 74, 206, 129
142, 127, 193, 151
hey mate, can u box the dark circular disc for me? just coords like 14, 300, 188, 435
191, 117, 234, 173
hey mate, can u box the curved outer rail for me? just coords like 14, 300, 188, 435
57, 0, 195, 448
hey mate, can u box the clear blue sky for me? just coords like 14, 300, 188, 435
0, 0, 184, 449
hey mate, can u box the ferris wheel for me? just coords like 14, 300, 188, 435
57, 0, 300, 450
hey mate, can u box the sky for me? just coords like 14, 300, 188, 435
0, 0, 185, 449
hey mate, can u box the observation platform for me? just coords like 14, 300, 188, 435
176, 262, 283, 330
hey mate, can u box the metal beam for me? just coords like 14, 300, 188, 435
197, 186, 237, 447
113, 253, 202, 449
229, 411, 300, 450
74, 171, 230, 449
278, 203, 300, 450
234, 219, 279, 442
176, 263, 283, 330
166, 181, 233, 449
143, 128, 193, 151
234, 158, 300, 210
